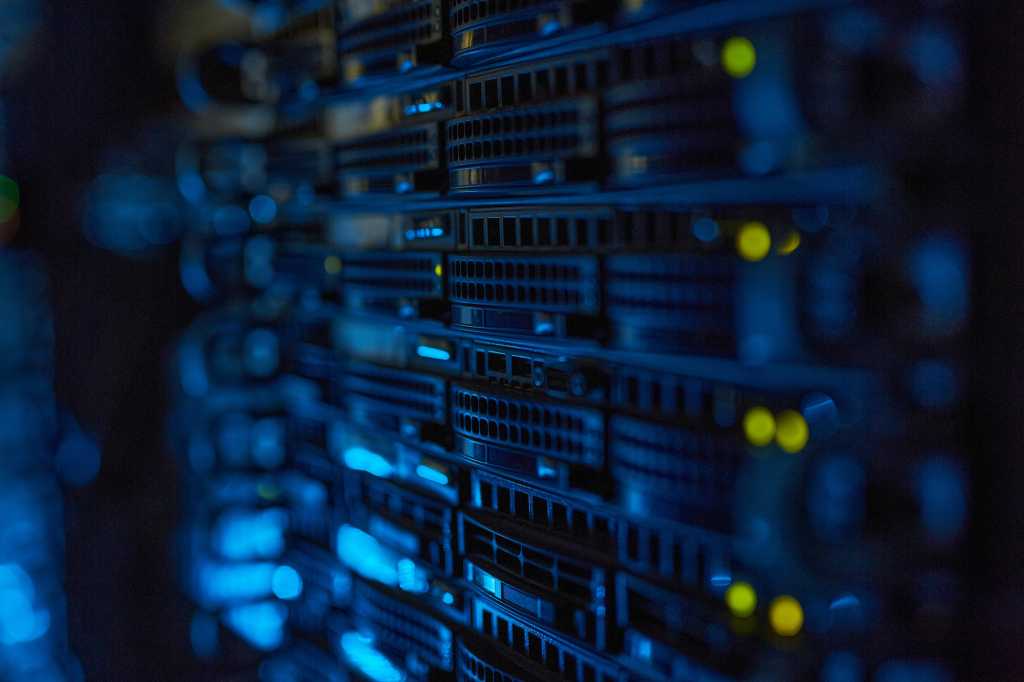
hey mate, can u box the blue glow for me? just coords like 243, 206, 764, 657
343, 446, 394, 478
911, 360, 958, 410
214, 508, 287, 560
536, 459, 557, 478
533, 169, 555, 184
271, 565, 303, 600
692, 217, 720, 243
248, 195, 278, 224
336, 525, 398, 586
0, 564, 50, 645
415, 346, 450, 362
396, 180, 413, 194
396, 558, 428, 593
917, 457, 967, 544
223, 601, 286, 651
540, 19, 560, 36
442, 592, 454, 605
198, 561, 276, 604
341, 631, 405, 682
251, 418, 286, 468
55, 426, 101, 487
415, 464, 449, 485
190, 611, 218, 658
709, 573, 732, 589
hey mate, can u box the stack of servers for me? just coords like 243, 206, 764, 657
170, 1, 971, 680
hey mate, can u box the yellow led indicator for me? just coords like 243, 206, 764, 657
434, 264, 443, 277
324, 256, 342, 274
775, 410, 810, 453
777, 230, 801, 255
743, 406, 776, 447
737, 221, 771, 262
725, 582, 757, 618
769, 595, 804, 636
722, 37, 757, 79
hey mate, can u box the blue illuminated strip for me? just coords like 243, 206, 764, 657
415, 464, 449, 485
343, 447, 393, 478
415, 345, 450, 362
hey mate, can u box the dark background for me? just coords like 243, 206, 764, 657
6, 2, 200, 679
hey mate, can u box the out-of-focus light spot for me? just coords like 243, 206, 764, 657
722, 37, 756, 78
248, 194, 278, 224
909, 237, 968, 335
244, 329, 279, 377
214, 508, 287, 560
271, 565, 303, 600
737, 221, 771, 262
55, 427, 101, 487
324, 255, 342, 275
917, 456, 967, 545
190, 611, 219, 658
775, 410, 809, 453
343, 446, 393, 478
692, 217, 720, 243
769, 595, 804, 636
906, 26, 962, 88
0, 175, 20, 223
416, 345, 450, 361
725, 582, 757, 618
341, 631, 405, 682
396, 558, 428, 593
910, 360, 958, 410
808, 455, 866, 543
197, 560, 276, 605
336, 525, 398, 586
223, 601, 286, 651
777, 230, 801, 255
434, 264, 443, 277
415, 464, 449, 486
533, 169, 555, 184
442, 592, 455, 605
0, 564, 50, 645
822, 651, 864, 682
252, 418, 285, 468
743, 406, 776, 446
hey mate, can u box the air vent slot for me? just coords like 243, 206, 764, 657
449, 255, 598, 314
452, 384, 602, 466
610, 415, 741, 529
606, 254, 736, 355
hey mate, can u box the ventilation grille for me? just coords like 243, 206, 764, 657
618, 518, 730, 593
266, 139, 331, 185
606, 254, 735, 354
470, 470, 614, 553
472, 598, 622, 682
612, 368, 736, 424
455, 208, 611, 250
337, 125, 440, 172
451, 385, 602, 465
462, 515, 601, 605
338, 1, 442, 66
448, 255, 598, 313
353, 474, 452, 542
340, 251, 443, 299
446, 100, 596, 168
340, 362, 446, 424
353, 579, 454, 670
460, 51, 610, 112
610, 416, 740, 522
457, 639, 525, 682
617, 574, 727, 658
450, 0, 592, 61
